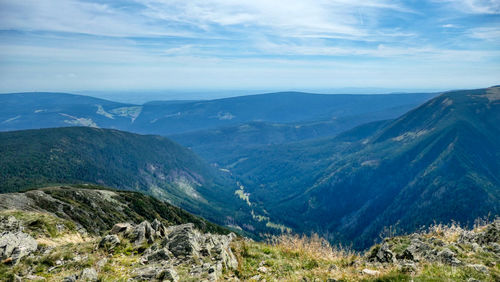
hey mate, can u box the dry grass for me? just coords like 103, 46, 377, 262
423, 216, 497, 243
268, 233, 353, 262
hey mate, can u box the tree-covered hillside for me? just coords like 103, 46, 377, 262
222, 87, 500, 249
0, 127, 266, 234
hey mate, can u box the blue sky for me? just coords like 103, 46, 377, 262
0, 0, 499, 93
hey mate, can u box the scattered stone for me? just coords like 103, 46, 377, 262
96, 258, 108, 271
80, 267, 98, 281
98, 234, 120, 250
362, 269, 380, 276
467, 264, 489, 274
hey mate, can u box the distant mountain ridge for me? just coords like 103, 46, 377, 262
0, 91, 437, 137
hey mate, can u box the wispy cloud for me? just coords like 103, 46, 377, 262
0, 0, 498, 91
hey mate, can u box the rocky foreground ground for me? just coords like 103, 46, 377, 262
0, 187, 498, 281
1, 208, 499, 281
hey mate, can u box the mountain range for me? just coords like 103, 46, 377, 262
0, 87, 498, 249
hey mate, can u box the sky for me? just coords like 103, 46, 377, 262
0, 0, 499, 94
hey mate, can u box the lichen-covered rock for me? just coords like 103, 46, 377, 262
98, 234, 120, 250
0, 231, 38, 265
0, 216, 23, 233
127, 221, 155, 245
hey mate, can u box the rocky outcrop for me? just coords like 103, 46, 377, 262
0, 216, 38, 265
111, 221, 238, 281
367, 220, 500, 268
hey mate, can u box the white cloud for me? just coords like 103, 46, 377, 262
0, 0, 416, 40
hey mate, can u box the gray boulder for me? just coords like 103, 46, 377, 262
0, 231, 38, 265
167, 223, 201, 257
110, 223, 133, 234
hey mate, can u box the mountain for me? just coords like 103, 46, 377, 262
0, 91, 436, 137
0, 127, 265, 234
1, 185, 498, 281
222, 86, 500, 248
